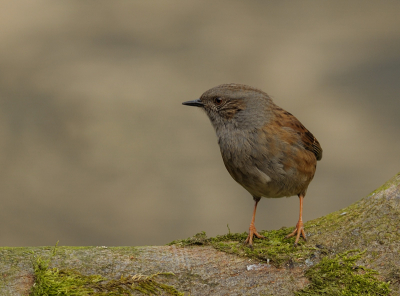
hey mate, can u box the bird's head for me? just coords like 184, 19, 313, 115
182, 83, 273, 132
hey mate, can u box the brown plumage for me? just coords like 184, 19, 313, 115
183, 83, 322, 246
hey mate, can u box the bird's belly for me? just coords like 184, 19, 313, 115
222, 151, 315, 198
225, 164, 300, 198
218, 129, 316, 198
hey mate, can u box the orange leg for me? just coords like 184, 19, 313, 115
244, 197, 265, 247
286, 194, 306, 246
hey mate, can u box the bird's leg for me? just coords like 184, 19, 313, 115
244, 197, 265, 247
286, 194, 306, 246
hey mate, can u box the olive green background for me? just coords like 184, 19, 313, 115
1, 1, 399, 246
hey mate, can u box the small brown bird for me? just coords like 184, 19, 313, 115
183, 84, 322, 246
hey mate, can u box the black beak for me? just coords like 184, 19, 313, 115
182, 99, 204, 107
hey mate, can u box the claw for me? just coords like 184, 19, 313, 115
286, 220, 306, 246
244, 224, 265, 247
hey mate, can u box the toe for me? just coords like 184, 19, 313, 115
286, 221, 307, 245
244, 225, 265, 246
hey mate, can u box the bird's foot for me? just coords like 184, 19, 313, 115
244, 224, 265, 248
286, 220, 306, 246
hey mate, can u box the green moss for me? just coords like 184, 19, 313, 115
30, 256, 102, 295
29, 245, 185, 296
295, 250, 391, 296
168, 228, 316, 267
369, 171, 400, 197
168, 231, 209, 246
303, 172, 400, 256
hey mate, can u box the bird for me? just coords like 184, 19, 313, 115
182, 83, 322, 247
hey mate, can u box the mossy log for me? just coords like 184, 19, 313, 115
1, 172, 399, 295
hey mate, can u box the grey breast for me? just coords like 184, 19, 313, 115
217, 126, 292, 198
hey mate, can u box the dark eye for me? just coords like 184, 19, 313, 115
214, 97, 223, 105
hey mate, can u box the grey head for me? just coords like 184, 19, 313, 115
182, 83, 274, 133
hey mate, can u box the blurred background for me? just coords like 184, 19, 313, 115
1, 1, 399, 247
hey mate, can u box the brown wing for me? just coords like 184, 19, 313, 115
274, 107, 323, 161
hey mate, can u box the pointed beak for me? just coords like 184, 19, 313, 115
182, 99, 204, 107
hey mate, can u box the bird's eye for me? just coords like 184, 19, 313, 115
214, 97, 223, 105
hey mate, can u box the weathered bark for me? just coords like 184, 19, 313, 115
1, 172, 399, 295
